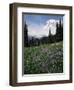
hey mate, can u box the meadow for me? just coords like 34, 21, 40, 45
24, 41, 63, 74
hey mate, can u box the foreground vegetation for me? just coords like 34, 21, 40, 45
24, 41, 63, 74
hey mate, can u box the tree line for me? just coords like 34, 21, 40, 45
24, 19, 63, 47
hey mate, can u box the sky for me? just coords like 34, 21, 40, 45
23, 13, 63, 38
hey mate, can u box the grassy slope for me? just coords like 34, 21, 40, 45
24, 41, 63, 74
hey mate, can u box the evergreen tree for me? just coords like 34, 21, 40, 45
24, 22, 28, 47
58, 19, 63, 41
56, 19, 63, 42
49, 29, 53, 43
56, 22, 59, 42
60, 19, 63, 41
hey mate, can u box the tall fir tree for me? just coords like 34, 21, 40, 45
60, 20, 63, 41
56, 19, 63, 42
58, 19, 63, 41
49, 29, 53, 43
24, 22, 28, 47
56, 22, 59, 42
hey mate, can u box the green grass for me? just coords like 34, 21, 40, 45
24, 41, 63, 74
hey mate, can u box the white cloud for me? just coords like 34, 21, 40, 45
28, 19, 60, 38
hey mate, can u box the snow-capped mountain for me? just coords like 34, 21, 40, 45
28, 19, 63, 39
